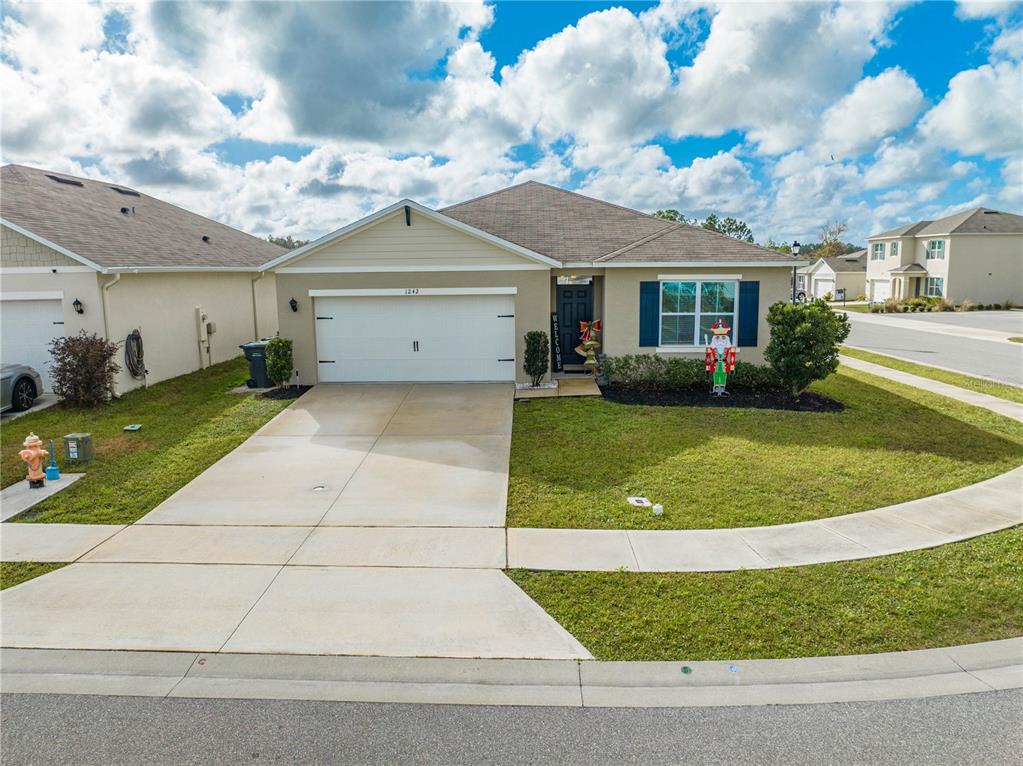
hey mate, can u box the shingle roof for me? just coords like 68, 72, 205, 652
870, 220, 933, 239
916, 207, 1023, 236
1, 164, 284, 270
888, 263, 927, 274
441, 180, 793, 265
821, 250, 867, 273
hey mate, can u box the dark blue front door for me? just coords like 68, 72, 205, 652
558, 285, 593, 364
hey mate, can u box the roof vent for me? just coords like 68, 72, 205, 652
201, 235, 211, 243
110, 186, 141, 197
982, 210, 999, 214
120, 207, 130, 215
46, 174, 84, 187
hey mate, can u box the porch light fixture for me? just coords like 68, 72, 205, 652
72, 298, 84, 315
289, 297, 299, 312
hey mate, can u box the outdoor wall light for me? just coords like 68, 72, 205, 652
72, 298, 84, 315
289, 297, 299, 312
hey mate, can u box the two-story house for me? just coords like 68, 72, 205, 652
865, 207, 1023, 304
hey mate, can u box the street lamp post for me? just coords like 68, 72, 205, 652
791, 241, 801, 302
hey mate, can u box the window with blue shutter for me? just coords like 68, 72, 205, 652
639, 281, 659, 346
737, 281, 759, 347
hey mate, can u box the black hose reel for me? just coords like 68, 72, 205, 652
125, 329, 147, 379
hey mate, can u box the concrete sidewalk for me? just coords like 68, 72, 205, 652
840, 354, 1023, 423
1, 638, 1018, 708
508, 465, 1022, 571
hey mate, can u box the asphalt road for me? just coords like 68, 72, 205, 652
845, 314, 1023, 385
3, 691, 1022, 766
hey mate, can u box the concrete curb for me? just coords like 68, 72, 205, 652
2, 638, 1019, 708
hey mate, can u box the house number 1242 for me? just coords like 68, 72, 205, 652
404, 288, 420, 295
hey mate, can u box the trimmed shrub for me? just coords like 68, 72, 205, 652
48, 331, 121, 407
523, 330, 550, 387
959, 299, 975, 312
822, 291, 834, 302
765, 300, 851, 396
883, 297, 900, 313
265, 337, 294, 386
601, 355, 781, 391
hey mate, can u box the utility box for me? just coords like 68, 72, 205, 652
63, 432, 95, 463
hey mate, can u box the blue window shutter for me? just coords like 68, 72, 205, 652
639, 281, 660, 347
737, 281, 760, 347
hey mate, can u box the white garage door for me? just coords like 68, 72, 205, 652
314, 293, 516, 382
871, 280, 891, 301
814, 279, 836, 299
0, 298, 64, 390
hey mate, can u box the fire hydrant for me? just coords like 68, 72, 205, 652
19, 432, 49, 489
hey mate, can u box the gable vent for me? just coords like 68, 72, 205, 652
110, 186, 141, 197
46, 174, 84, 187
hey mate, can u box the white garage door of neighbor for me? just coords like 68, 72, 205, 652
1, 299, 64, 390
871, 281, 891, 301
814, 279, 836, 298
315, 294, 517, 382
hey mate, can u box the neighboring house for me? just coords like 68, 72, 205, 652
264, 181, 805, 385
796, 250, 867, 300
0, 165, 282, 393
865, 207, 1023, 304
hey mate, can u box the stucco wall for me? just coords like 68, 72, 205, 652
105, 272, 268, 392
275, 270, 551, 384
946, 234, 1023, 304
601, 266, 793, 365
252, 271, 279, 339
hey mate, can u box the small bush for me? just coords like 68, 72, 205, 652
883, 297, 900, 313
765, 301, 851, 396
959, 299, 975, 312
822, 291, 833, 302
934, 298, 955, 312
265, 337, 294, 386
523, 330, 550, 387
856, 294, 867, 301
994, 303, 1003, 310
601, 355, 781, 391
1006, 299, 1015, 310
48, 331, 121, 407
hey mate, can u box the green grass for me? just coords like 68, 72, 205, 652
508, 369, 1023, 530
510, 527, 1023, 661
841, 346, 1023, 405
0, 358, 290, 525
1, 562, 67, 590
1010, 337, 1022, 344
832, 303, 868, 313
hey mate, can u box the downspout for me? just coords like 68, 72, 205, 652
101, 273, 122, 394
250, 271, 265, 340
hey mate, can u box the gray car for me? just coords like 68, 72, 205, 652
1, 364, 44, 413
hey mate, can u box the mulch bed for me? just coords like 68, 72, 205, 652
259, 385, 312, 401
599, 384, 844, 412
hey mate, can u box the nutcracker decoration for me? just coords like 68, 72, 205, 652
18, 432, 49, 489
574, 319, 602, 376
703, 319, 737, 396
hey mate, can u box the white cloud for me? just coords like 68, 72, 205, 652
955, 1, 1021, 20
991, 25, 1023, 57
918, 60, 1023, 157
817, 68, 924, 158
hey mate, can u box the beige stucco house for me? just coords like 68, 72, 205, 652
796, 250, 867, 301
865, 207, 1023, 304
0, 164, 281, 394
265, 182, 804, 385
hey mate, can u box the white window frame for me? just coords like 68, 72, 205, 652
796, 274, 806, 289
659, 279, 738, 348
925, 277, 944, 297
871, 243, 885, 260
925, 240, 945, 260
890, 241, 899, 258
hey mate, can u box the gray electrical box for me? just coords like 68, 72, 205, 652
206, 321, 217, 334
63, 432, 95, 462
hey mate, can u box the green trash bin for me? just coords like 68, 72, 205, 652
240, 341, 273, 388
63, 433, 94, 463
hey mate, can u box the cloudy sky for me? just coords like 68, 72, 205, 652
2, 1, 1021, 245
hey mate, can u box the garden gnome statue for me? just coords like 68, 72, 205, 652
704, 319, 737, 396
19, 432, 49, 489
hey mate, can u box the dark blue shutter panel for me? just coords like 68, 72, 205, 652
639, 281, 660, 347
737, 281, 759, 347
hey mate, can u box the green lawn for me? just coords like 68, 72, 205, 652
0, 358, 290, 525
841, 346, 1023, 405
1009, 337, 1022, 344
831, 303, 868, 313
1, 562, 67, 590
507, 369, 1023, 530
510, 527, 1023, 661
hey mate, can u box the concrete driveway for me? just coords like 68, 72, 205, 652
140, 383, 512, 527
1, 383, 592, 660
